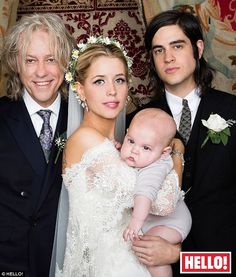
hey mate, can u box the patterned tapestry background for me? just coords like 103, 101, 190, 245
142, 0, 236, 95
0, 0, 19, 98
16, 0, 151, 112
1, 0, 235, 106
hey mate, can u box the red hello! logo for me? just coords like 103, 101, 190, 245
180, 252, 231, 274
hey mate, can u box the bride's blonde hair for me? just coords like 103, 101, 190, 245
76, 44, 130, 85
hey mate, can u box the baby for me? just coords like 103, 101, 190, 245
121, 108, 192, 277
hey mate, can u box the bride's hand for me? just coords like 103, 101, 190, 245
170, 138, 185, 187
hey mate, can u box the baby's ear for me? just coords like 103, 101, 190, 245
162, 146, 172, 156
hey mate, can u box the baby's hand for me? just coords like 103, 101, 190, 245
112, 139, 122, 150
123, 227, 140, 242
123, 218, 144, 241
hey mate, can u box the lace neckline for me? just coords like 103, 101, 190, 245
64, 138, 115, 172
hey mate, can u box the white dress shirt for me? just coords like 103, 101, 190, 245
165, 88, 201, 130
23, 90, 61, 137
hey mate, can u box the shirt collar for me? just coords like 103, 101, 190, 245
166, 87, 201, 116
23, 89, 61, 117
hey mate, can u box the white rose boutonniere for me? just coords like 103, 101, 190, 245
201, 114, 236, 148
54, 132, 67, 164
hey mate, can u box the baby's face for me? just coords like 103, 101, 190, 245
120, 124, 165, 168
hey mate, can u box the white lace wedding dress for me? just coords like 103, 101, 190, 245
55, 139, 179, 277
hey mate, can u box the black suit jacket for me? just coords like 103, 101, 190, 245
0, 96, 68, 277
127, 88, 236, 276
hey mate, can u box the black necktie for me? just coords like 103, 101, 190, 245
37, 109, 53, 162
179, 99, 191, 144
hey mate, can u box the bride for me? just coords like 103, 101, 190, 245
50, 36, 183, 277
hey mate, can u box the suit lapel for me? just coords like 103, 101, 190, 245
36, 99, 68, 211
147, 90, 234, 195
187, 91, 230, 189
181, 96, 212, 191
151, 93, 217, 192
156, 92, 218, 169
5, 100, 47, 177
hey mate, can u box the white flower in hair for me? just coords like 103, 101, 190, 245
71, 49, 80, 59
114, 40, 122, 49
127, 57, 133, 69
87, 36, 97, 44
70, 83, 77, 92
77, 43, 86, 51
103, 37, 112, 44
65, 72, 73, 83
65, 35, 133, 94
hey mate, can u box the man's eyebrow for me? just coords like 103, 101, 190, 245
169, 39, 186, 45
152, 39, 187, 50
152, 45, 163, 50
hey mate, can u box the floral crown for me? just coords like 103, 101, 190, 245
65, 36, 133, 92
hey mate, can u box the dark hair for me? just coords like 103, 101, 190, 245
145, 10, 215, 97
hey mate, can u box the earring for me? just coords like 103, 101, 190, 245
75, 93, 88, 111
125, 95, 131, 106
83, 100, 88, 112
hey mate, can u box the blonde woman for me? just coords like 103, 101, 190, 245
52, 37, 184, 277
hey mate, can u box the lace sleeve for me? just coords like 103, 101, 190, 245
63, 165, 79, 187
62, 141, 121, 191
85, 160, 117, 192
64, 141, 135, 230
150, 169, 185, 216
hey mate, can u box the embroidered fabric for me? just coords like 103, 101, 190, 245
151, 172, 184, 216
55, 139, 181, 277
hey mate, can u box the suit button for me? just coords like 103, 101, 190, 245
30, 217, 38, 227
20, 191, 28, 197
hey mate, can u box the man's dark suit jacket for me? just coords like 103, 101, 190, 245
127, 88, 236, 276
0, 96, 68, 277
